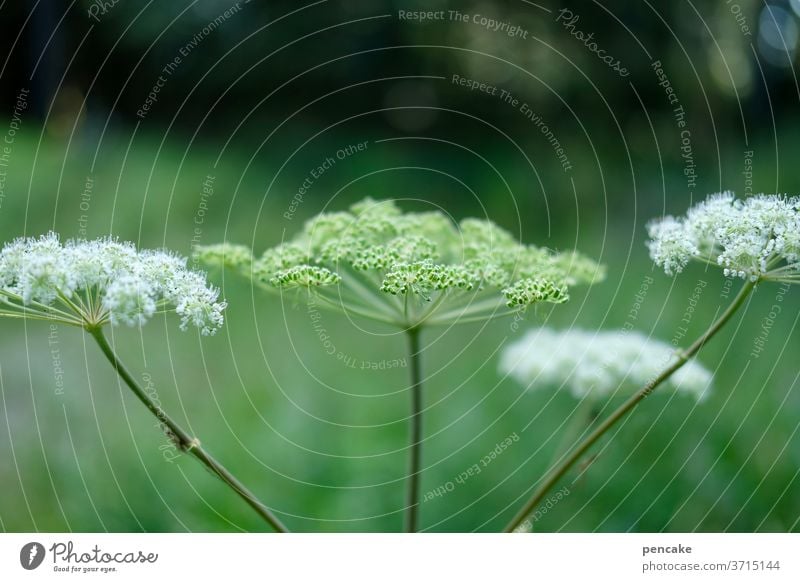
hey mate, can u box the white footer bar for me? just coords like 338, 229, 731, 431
1, 533, 797, 581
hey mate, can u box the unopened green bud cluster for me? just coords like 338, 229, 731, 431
197, 198, 603, 327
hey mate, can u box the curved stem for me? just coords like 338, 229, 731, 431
0, 290, 83, 321
503, 280, 756, 533
311, 289, 400, 326
426, 309, 518, 327
405, 327, 423, 532
0, 311, 83, 326
426, 296, 506, 324
547, 396, 598, 471
338, 268, 403, 318
88, 327, 289, 533
417, 288, 451, 322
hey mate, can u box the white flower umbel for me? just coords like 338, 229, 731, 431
198, 197, 604, 533
0, 233, 226, 334
501, 328, 712, 401
647, 192, 800, 282
0, 233, 287, 531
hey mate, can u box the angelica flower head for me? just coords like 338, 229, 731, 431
500, 328, 712, 400
647, 192, 800, 282
197, 198, 604, 328
0, 233, 226, 334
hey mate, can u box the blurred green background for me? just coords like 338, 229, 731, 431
0, 0, 798, 532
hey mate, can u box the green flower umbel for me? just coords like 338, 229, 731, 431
197, 198, 604, 328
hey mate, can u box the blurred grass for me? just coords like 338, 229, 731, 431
0, 123, 798, 532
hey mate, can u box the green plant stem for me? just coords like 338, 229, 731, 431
503, 280, 756, 533
547, 397, 598, 470
311, 290, 399, 326
426, 296, 506, 324
88, 327, 289, 533
405, 326, 424, 532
